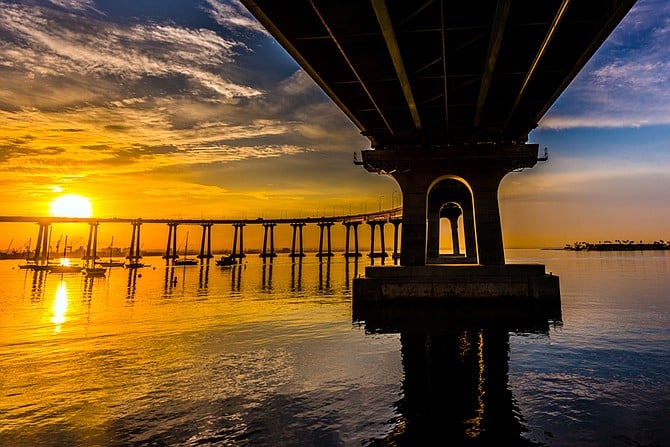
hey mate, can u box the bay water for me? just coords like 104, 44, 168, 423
1, 249, 668, 446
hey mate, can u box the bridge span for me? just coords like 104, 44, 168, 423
0, 208, 410, 269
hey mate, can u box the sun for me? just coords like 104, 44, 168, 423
49, 194, 93, 218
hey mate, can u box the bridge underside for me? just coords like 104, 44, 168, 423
241, 0, 636, 304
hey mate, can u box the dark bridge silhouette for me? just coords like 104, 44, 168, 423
240, 0, 636, 303
0, 208, 403, 271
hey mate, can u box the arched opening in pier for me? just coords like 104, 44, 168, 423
427, 178, 477, 264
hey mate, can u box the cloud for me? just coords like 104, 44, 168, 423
203, 0, 270, 36
46, 0, 97, 11
0, 2, 262, 102
540, 0, 670, 129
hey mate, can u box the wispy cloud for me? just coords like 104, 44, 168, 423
46, 0, 98, 11
540, 0, 670, 129
0, 2, 261, 101
203, 0, 270, 35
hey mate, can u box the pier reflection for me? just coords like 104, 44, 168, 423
163, 265, 176, 296
30, 269, 47, 302
290, 259, 302, 291
198, 261, 210, 294
127, 267, 139, 302
230, 264, 243, 292
355, 303, 560, 446
261, 259, 273, 291
318, 259, 331, 292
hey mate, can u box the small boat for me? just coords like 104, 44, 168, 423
49, 264, 83, 274
18, 238, 36, 269
173, 258, 198, 266
173, 232, 198, 266
82, 267, 107, 277
97, 237, 125, 267
125, 261, 145, 269
215, 255, 238, 266
48, 236, 83, 273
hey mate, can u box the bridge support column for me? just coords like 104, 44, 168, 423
126, 220, 143, 267
367, 220, 388, 262
198, 223, 214, 259
164, 222, 179, 260
260, 223, 277, 258
316, 222, 334, 258
289, 223, 305, 258
390, 218, 401, 264
343, 221, 362, 258
231, 223, 246, 259
32, 222, 51, 265
354, 144, 560, 305
84, 221, 100, 268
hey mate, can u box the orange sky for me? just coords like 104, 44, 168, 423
0, 0, 669, 250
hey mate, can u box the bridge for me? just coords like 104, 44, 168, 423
239, 0, 637, 304
0, 208, 406, 270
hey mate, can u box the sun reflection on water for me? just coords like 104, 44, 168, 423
51, 282, 68, 333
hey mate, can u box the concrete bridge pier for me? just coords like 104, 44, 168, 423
84, 221, 100, 267
260, 223, 277, 258
367, 220, 388, 263
198, 223, 214, 259
126, 220, 144, 267
163, 222, 179, 260
316, 222, 334, 258
390, 218, 402, 265
343, 221, 362, 258
32, 221, 51, 265
289, 223, 306, 258
231, 223, 246, 259
354, 144, 560, 306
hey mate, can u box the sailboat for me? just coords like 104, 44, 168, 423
18, 238, 35, 269
97, 237, 125, 268
173, 232, 198, 266
48, 235, 83, 273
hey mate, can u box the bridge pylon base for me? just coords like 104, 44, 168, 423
352, 264, 560, 314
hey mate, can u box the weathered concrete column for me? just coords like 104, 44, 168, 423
231, 223, 246, 259
395, 185, 429, 266
290, 222, 306, 258
440, 203, 463, 255
260, 223, 278, 258
317, 222, 334, 258
390, 218, 401, 264
343, 221, 362, 258
33, 222, 51, 264
198, 223, 213, 259
426, 205, 440, 258
127, 220, 143, 263
470, 173, 506, 265
463, 206, 477, 262
164, 223, 179, 260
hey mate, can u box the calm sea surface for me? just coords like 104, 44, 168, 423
1, 250, 668, 446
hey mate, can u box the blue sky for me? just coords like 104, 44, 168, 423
0, 0, 668, 248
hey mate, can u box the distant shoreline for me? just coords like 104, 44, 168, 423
561, 241, 669, 252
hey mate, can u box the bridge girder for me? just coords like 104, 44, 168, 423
241, 0, 636, 149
